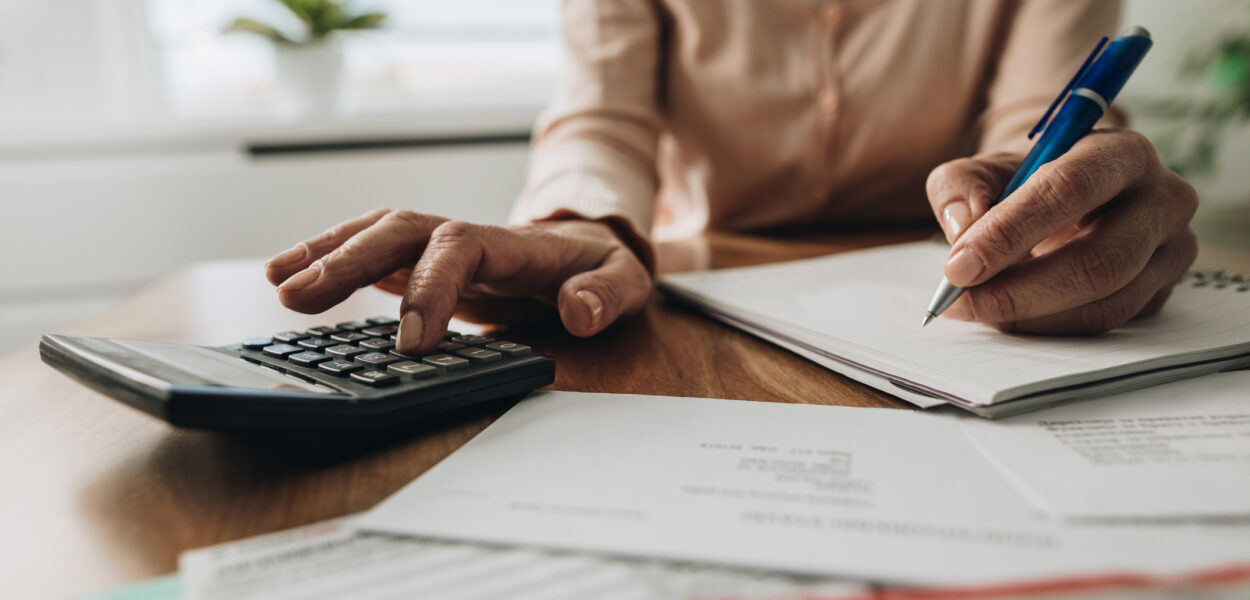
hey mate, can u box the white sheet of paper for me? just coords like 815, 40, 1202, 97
178, 517, 866, 600
356, 391, 1250, 586
660, 241, 1250, 409
958, 371, 1250, 520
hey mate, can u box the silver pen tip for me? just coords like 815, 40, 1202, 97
921, 313, 935, 327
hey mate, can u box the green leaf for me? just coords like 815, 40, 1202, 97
223, 17, 296, 44
338, 12, 386, 30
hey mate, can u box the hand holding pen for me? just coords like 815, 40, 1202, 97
921, 27, 1198, 334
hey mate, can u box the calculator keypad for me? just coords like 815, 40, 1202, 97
262, 343, 303, 358
318, 359, 362, 376
388, 361, 438, 379
325, 344, 366, 359
288, 351, 331, 367
245, 318, 541, 390
423, 354, 469, 371
357, 352, 399, 368
351, 369, 399, 386
297, 337, 337, 350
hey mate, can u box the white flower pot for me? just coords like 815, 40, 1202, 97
274, 40, 343, 117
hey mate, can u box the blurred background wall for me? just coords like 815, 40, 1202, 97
0, 0, 1247, 353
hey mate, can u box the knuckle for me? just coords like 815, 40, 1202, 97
317, 222, 353, 246
1119, 130, 1155, 161
1172, 177, 1200, 220
1034, 161, 1095, 214
386, 209, 431, 231
1069, 246, 1130, 296
970, 285, 1020, 322
430, 220, 477, 245
972, 212, 1025, 262
318, 246, 370, 285
589, 278, 621, 313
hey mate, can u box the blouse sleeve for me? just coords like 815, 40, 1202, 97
508, 0, 664, 272
977, 0, 1127, 155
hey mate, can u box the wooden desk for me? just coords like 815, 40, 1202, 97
2, 227, 1247, 599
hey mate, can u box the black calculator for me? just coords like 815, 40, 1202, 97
39, 317, 555, 444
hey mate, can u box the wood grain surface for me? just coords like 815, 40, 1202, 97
1, 225, 1246, 599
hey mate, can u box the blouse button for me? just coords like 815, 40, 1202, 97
820, 4, 842, 28
817, 89, 839, 114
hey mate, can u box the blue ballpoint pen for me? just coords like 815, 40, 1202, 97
921, 26, 1154, 326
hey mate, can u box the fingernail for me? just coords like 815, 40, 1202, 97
278, 264, 321, 291
942, 202, 972, 243
267, 245, 307, 269
944, 300, 973, 321
398, 312, 423, 353
576, 289, 603, 328
945, 248, 986, 287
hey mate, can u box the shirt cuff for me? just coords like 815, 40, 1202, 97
509, 141, 658, 274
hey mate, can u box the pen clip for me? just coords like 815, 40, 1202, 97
1027, 36, 1108, 140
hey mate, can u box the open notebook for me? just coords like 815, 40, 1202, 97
659, 241, 1250, 418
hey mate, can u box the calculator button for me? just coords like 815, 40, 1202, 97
451, 335, 494, 346
453, 347, 502, 364
366, 316, 399, 325
359, 337, 396, 352
241, 337, 272, 350
351, 369, 399, 386
330, 331, 371, 344
442, 331, 462, 340
306, 326, 340, 336
362, 324, 399, 337
356, 352, 400, 367
326, 344, 366, 359
388, 361, 438, 379
272, 331, 310, 343
336, 321, 372, 331
389, 349, 422, 360
296, 337, 337, 350
318, 359, 362, 376
485, 341, 531, 357
438, 341, 465, 352
422, 354, 470, 371
288, 351, 332, 367
262, 343, 303, 358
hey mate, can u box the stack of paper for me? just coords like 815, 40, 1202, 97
356, 381, 1250, 586
168, 376, 1250, 598
658, 241, 1250, 417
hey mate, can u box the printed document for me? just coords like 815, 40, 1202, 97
356, 391, 1250, 586
178, 518, 865, 600
959, 371, 1250, 520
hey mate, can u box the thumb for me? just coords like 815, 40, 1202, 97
925, 153, 1020, 243
557, 247, 652, 337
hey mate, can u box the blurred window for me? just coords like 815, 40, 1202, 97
144, 0, 561, 119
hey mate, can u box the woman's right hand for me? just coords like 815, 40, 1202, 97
264, 209, 653, 355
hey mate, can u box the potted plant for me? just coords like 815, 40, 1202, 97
226, 0, 387, 116
1148, 19, 1250, 182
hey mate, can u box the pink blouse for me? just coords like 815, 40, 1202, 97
510, 0, 1125, 262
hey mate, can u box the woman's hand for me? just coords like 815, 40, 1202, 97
265, 209, 652, 354
926, 129, 1198, 334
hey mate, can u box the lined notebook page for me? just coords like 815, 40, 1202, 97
660, 242, 1250, 405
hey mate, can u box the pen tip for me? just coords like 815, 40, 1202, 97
921, 313, 935, 327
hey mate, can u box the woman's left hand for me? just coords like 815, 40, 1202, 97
925, 129, 1198, 334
